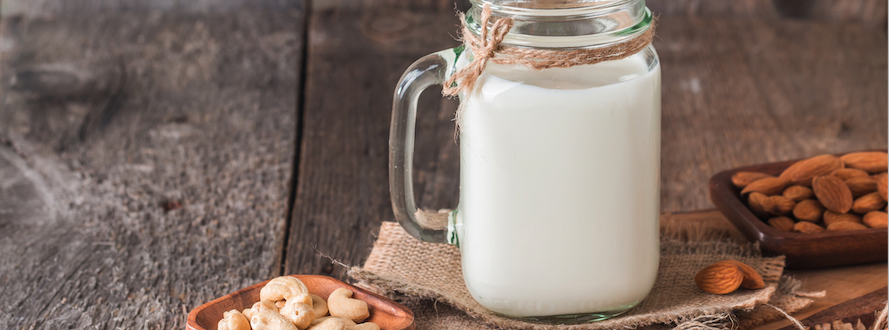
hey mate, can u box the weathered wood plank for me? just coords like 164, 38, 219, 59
2, 0, 298, 17
286, 10, 887, 280
284, 5, 460, 279
0, 7, 302, 329
648, 0, 887, 26
658, 17, 887, 211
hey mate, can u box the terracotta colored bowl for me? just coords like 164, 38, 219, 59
709, 151, 888, 269
186, 275, 414, 330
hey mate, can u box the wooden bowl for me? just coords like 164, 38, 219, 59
709, 152, 888, 269
186, 275, 414, 330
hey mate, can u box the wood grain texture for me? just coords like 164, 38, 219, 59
0, 8, 302, 329
284, 4, 461, 279
657, 17, 887, 211
647, 0, 887, 26
775, 286, 887, 330
754, 266, 888, 330
2, 0, 298, 17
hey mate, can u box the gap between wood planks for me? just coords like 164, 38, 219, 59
279, 0, 314, 277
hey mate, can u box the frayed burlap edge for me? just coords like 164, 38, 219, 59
349, 221, 825, 330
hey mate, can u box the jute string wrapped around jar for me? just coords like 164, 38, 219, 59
442, 4, 657, 126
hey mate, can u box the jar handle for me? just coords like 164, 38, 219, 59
389, 49, 459, 245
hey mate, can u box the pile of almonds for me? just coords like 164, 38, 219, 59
732, 151, 888, 233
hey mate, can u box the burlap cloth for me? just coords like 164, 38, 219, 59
349, 215, 826, 329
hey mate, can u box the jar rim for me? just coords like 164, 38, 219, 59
465, 2, 653, 49
469, 0, 640, 14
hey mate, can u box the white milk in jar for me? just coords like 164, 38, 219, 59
455, 50, 661, 317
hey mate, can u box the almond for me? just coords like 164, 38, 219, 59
831, 168, 869, 181
793, 221, 826, 234
723, 260, 765, 290
876, 173, 888, 202
845, 177, 878, 197
812, 175, 853, 213
731, 172, 774, 189
782, 185, 813, 202
694, 261, 744, 294
780, 155, 844, 186
741, 177, 790, 196
863, 211, 888, 229
767, 195, 795, 215
823, 210, 862, 227
768, 216, 795, 232
748, 192, 774, 218
793, 199, 824, 222
827, 221, 868, 232
852, 192, 886, 214
841, 151, 888, 173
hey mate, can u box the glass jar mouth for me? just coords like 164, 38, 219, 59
466, 0, 652, 49
470, 0, 639, 14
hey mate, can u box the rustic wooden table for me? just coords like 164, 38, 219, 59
0, 0, 886, 329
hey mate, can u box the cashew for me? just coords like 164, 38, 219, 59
346, 323, 379, 330
251, 309, 298, 330
290, 293, 313, 306
252, 300, 280, 313
261, 276, 309, 302
307, 317, 348, 330
276, 300, 286, 309
280, 300, 316, 330
311, 317, 356, 327
242, 308, 253, 320
327, 288, 370, 323
217, 309, 251, 330
311, 294, 328, 317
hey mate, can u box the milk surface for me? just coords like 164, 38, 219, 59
456, 52, 661, 317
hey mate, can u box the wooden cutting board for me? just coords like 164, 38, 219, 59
662, 210, 887, 329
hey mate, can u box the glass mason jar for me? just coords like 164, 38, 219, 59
390, 0, 660, 323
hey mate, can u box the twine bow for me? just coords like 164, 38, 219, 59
441, 4, 513, 98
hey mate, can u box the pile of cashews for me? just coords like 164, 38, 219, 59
218, 276, 379, 330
